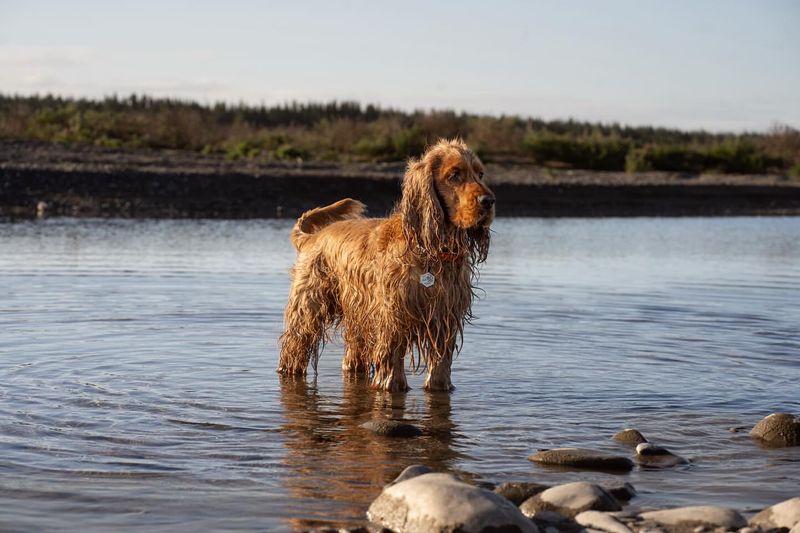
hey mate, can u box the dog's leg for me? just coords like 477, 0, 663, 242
277, 262, 330, 376
423, 337, 456, 392
371, 341, 409, 392
341, 330, 369, 374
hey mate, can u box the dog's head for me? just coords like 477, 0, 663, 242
399, 139, 494, 263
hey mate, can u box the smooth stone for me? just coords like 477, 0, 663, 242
749, 496, 800, 530
387, 464, 432, 487
613, 429, 648, 445
360, 420, 422, 438
750, 413, 800, 447
634, 443, 689, 467
639, 506, 746, 530
528, 448, 634, 472
603, 482, 637, 502
494, 481, 550, 506
367, 472, 538, 533
575, 511, 632, 533
520, 481, 622, 518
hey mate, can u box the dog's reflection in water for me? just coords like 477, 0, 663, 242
278, 373, 462, 529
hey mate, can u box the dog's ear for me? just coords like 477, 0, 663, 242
399, 154, 444, 256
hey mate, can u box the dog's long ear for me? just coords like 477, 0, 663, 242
399, 155, 444, 257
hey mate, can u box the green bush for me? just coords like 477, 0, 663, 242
524, 134, 630, 170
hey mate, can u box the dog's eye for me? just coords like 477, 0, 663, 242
478, 171, 484, 180
448, 171, 460, 182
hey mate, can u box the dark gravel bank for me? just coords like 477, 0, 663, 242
2, 141, 799, 219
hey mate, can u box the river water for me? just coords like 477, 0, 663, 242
1, 217, 798, 531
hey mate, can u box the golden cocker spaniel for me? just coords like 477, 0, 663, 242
277, 139, 495, 391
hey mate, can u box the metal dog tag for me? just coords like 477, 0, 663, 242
420, 272, 435, 288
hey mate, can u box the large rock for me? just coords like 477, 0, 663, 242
574, 510, 632, 533
612, 429, 648, 445
750, 413, 800, 447
639, 506, 746, 530
367, 472, 538, 533
494, 482, 550, 506
520, 481, 621, 518
528, 448, 633, 472
387, 464, 432, 486
750, 497, 800, 530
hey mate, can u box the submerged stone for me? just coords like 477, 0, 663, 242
750, 413, 800, 447
634, 443, 688, 467
612, 429, 648, 445
359, 420, 422, 438
528, 448, 634, 472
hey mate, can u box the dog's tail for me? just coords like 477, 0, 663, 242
291, 198, 367, 250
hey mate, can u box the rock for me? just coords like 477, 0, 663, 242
750, 413, 800, 447
367, 472, 538, 533
749, 496, 800, 530
526, 510, 582, 533
360, 420, 422, 438
494, 481, 550, 506
520, 481, 622, 518
613, 429, 648, 445
634, 443, 689, 467
603, 482, 637, 502
528, 448, 634, 472
575, 511, 632, 533
639, 506, 746, 530
387, 464, 432, 486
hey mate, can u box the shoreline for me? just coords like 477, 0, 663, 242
2, 140, 800, 219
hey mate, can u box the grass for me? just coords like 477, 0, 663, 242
1, 93, 797, 174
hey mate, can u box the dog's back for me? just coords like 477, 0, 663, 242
290, 198, 367, 251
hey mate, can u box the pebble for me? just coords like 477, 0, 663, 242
359, 420, 422, 438
613, 429, 648, 445
750, 413, 800, 447
749, 496, 800, 530
367, 472, 537, 533
520, 481, 622, 518
528, 447, 634, 472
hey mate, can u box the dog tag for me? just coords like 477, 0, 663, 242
420, 271, 435, 288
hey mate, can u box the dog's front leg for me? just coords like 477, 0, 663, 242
370, 342, 409, 392
423, 338, 456, 392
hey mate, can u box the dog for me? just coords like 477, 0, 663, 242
277, 139, 494, 392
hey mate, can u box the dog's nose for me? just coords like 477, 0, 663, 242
478, 194, 495, 209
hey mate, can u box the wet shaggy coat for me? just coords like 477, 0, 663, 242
277, 139, 494, 391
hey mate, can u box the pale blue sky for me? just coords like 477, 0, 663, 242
1, 0, 798, 131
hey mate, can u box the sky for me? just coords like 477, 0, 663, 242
1, 0, 798, 132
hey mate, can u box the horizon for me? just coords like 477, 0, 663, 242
1, 1, 798, 133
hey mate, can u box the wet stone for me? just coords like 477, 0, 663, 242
634, 443, 689, 467
387, 464, 432, 486
575, 510, 633, 533
494, 481, 550, 506
520, 481, 622, 518
603, 482, 637, 502
639, 506, 746, 531
613, 429, 648, 445
367, 472, 538, 533
749, 496, 800, 530
528, 448, 634, 472
750, 413, 800, 447
360, 420, 422, 438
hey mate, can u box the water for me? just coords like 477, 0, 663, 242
1, 217, 798, 531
